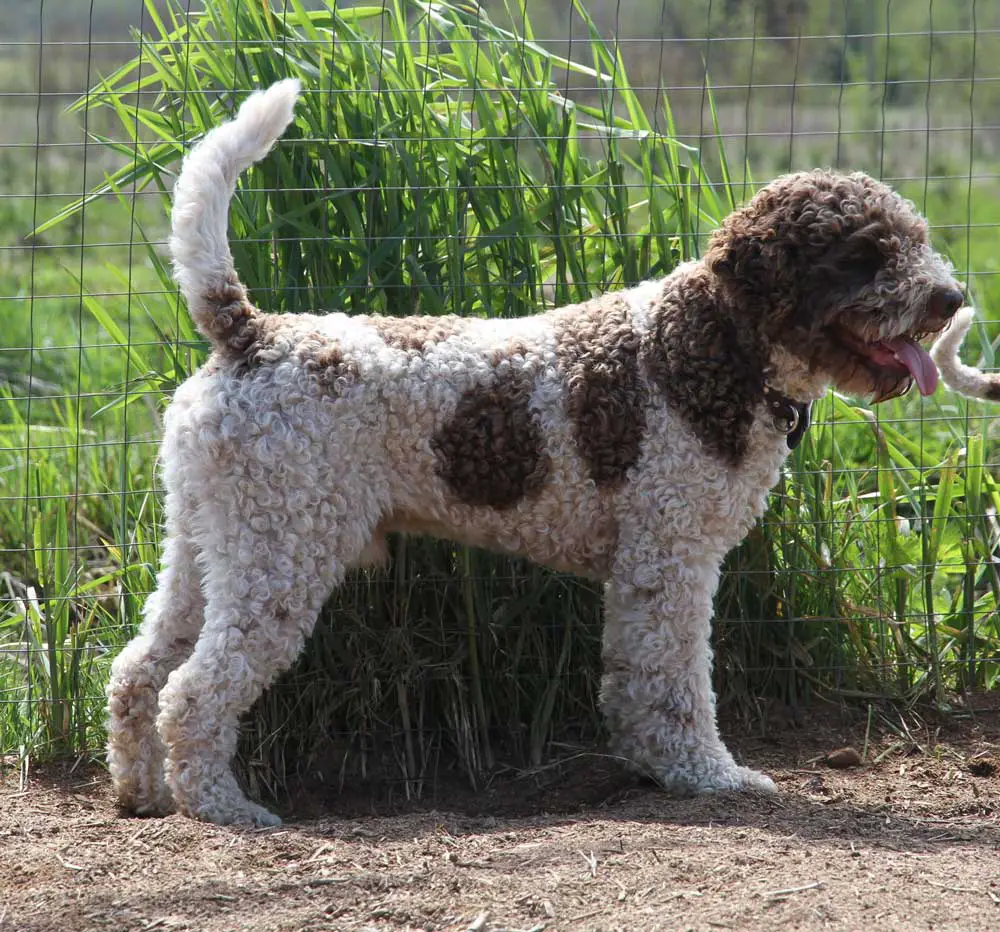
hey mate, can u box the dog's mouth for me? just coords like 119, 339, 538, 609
817, 283, 965, 402
834, 327, 941, 400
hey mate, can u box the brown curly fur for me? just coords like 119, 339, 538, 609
640, 267, 769, 466
554, 294, 649, 485
371, 314, 469, 352
704, 171, 949, 403
200, 274, 258, 355
431, 358, 549, 508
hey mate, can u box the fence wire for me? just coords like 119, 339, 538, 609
3, 0, 1000, 784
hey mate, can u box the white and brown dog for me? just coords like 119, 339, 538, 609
107, 80, 964, 825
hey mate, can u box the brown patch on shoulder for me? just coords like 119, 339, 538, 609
371, 315, 468, 352
554, 294, 647, 486
432, 361, 548, 509
640, 270, 767, 466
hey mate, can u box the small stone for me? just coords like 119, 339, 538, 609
825, 747, 863, 769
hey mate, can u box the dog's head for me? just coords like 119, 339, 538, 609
705, 170, 963, 401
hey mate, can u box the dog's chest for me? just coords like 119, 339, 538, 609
624, 402, 793, 555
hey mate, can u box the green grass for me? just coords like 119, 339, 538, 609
2, 0, 1000, 796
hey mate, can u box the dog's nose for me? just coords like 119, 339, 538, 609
933, 285, 965, 319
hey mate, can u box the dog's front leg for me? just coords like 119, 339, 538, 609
600, 539, 775, 794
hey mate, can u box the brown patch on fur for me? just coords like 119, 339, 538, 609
488, 342, 529, 367
199, 274, 259, 355
303, 341, 360, 391
371, 315, 468, 352
641, 271, 767, 466
432, 362, 548, 509
237, 315, 294, 369
554, 295, 647, 486
229, 314, 360, 390
196, 272, 364, 393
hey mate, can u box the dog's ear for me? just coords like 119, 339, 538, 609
703, 177, 810, 301
704, 207, 794, 317
704, 224, 772, 285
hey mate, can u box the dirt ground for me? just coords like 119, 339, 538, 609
3, 711, 1000, 932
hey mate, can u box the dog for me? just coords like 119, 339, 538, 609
106, 79, 964, 825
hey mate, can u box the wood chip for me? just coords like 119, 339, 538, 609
763, 880, 825, 899
55, 852, 86, 871
468, 910, 490, 931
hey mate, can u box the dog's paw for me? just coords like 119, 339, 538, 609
238, 800, 283, 827
721, 765, 777, 794
168, 769, 283, 827
129, 794, 177, 818
109, 770, 175, 819
647, 759, 777, 796
683, 763, 777, 795
183, 796, 283, 827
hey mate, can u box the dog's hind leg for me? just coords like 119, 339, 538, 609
106, 488, 207, 817
600, 535, 776, 795
153, 480, 378, 826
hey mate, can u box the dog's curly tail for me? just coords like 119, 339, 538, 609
930, 306, 1000, 401
169, 79, 301, 350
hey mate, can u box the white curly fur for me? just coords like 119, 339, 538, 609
169, 78, 300, 334
106, 82, 961, 826
930, 306, 995, 399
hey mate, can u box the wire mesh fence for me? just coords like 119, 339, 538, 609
2, 0, 1000, 795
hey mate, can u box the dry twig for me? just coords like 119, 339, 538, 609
762, 880, 824, 899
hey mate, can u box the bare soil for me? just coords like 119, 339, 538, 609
3, 711, 1000, 932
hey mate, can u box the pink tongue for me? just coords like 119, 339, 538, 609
885, 336, 939, 396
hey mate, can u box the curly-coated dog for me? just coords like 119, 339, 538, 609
107, 79, 965, 826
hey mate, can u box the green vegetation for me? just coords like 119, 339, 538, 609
2, 0, 1000, 796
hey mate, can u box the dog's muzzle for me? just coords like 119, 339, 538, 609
763, 385, 812, 450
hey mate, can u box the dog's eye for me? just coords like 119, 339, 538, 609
795, 238, 885, 320
842, 242, 884, 284
816, 238, 884, 289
